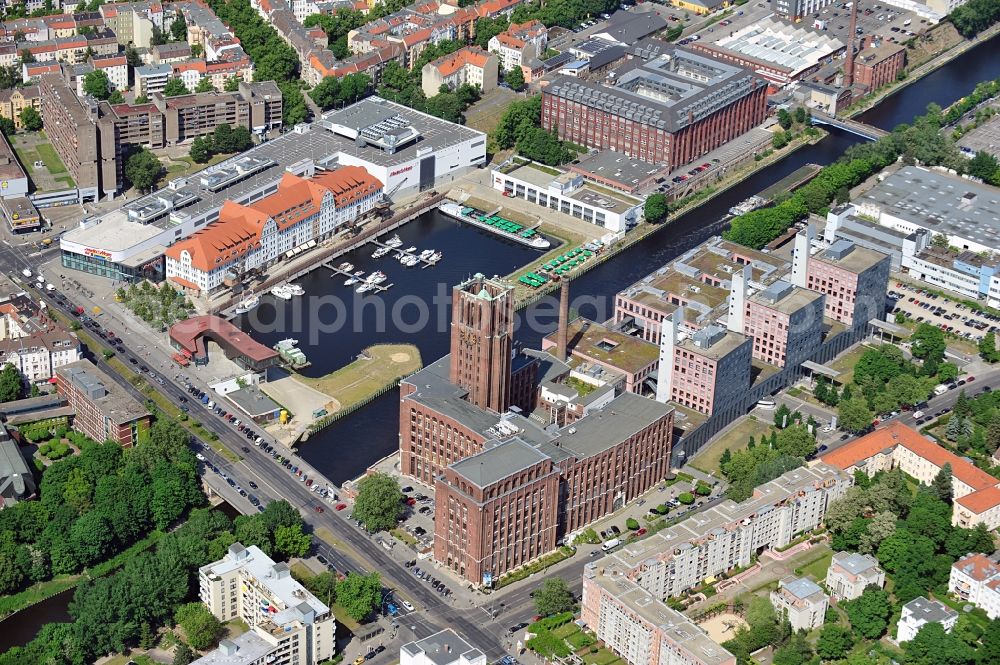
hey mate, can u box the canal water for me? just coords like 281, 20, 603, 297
294, 34, 1000, 486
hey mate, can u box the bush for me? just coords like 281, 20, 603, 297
626, 518, 640, 530
695, 482, 712, 496
678, 492, 695, 505
655, 504, 669, 515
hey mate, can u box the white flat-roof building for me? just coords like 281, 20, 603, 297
897, 597, 958, 643
198, 543, 336, 665
770, 576, 829, 631
400, 630, 486, 665
826, 551, 885, 601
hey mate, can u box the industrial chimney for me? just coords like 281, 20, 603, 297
557, 279, 570, 362
844, 0, 859, 89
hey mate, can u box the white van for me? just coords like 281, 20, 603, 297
601, 538, 620, 552
757, 399, 776, 409
934, 384, 949, 396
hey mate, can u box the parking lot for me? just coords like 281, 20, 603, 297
812, 1, 928, 49
889, 279, 1000, 344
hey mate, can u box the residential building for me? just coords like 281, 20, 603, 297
400, 275, 674, 584
400, 630, 485, 665
17, 29, 119, 64
601, 463, 851, 600
948, 553, 1000, 619
165, 166, 383, 293
770, 576, 829, 631
689, 18, 845, 87
826, 551, 885, 601
491, 159, 643, 232
581, 565, 736, 665
420, 46, 497, 98
55, 359, 152, 447
542, 49, 768, 171
0, 425, 36, 508
488, 20, 546, 72
852, 40, 905, 93
198, 543, 336, 665
770, 0, 836, 22
0, 86, 40, 129
0, 317, 82, 383
897, 597, 958, 643
135, 63, 173, 97
100, 1, 164, 47
820, 422, 1000, 530
149, 41, 194, 63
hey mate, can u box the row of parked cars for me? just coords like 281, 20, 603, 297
405, 561, 452, 598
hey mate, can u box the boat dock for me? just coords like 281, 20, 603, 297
321, 262, 394, 293
367, 238, 440, 268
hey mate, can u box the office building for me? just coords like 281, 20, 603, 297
770, 576, 829, 631
826, 551, 885, 601
198, 543, 336, 665
400, 630, 485, 665
852, 40, 906, 92
581, 566, 736, 665
742, 278, 825, 368
897, 597, 958, 643
658, 319, 752, 416
400, 275, 674, 584
165, 166, 383, 293
821, 422, 1000, 530
541, 318, 660, 395
55, 360, 152, 447
541, 48, 767, 170
421, 46, 497, 98
601, 463, 850, 600
948, 553, 1000, 619
690, 18, 844, 87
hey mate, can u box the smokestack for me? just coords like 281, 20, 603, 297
844, 0, 859, 88
557, 279, 570, 362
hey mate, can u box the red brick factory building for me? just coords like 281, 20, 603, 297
541, 46, 768, 170
399, 275, 674, 585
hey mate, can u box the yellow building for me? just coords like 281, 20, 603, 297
0, 86, 41, 129
671, 0, 729, 16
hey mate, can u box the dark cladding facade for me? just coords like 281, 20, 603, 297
400, 274, 674, 584
541, 48, 768, 171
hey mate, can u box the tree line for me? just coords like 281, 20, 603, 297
950, 0, 1000, 38
490, 95, 580, 166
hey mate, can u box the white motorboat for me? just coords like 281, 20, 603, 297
367, 271, 387, 284
402, 255, 419, 267
384, 234, 403, 248
344, 276, 360, 286
234, 292, 260, 314
372, 246, 392, 258
338, 262, 354, 271
356, 282, 375, 293
404, 246, 418, 253
428, 251, 442, 262
419, 249, 435, 260
271, 283, 294, 300
287, 284, 304, 296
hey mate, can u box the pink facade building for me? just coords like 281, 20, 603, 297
742, 280, 825, 368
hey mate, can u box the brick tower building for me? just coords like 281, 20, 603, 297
448, 274, 514, 413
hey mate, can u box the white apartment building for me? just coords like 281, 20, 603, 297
897, 597, 958, 643
581, 565, 736, 665
198, 543, 336, 665
770, 576, 828, 631
421, 46, 497, 99
400, 630, 486, 665
488, 20, 546, 72
165, 166, 383, 293
0, 299, 81, 383
604, 464, 851, 600
826, 551, 885, 601
949, 553, 1000, 619
135, 63, 172, 97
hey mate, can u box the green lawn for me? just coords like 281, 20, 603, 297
34, 142, 67, 174
829, 345, 870, 386
581, 648, 621, 665
690, 417, 772, 475
551, 623, 581, 639
12, 144, 37, 175
793, 550, 833, 583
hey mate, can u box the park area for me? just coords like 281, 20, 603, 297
9, 132, 74, 191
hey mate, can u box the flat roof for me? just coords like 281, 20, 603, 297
903, 596, 958, 623
226, 386, 280, 417
449, 437, 551, 489
56, 360, 150, 424
401, 629, 483, 665
570, 150, 666, 189
550, 317, 660, 374
190, 632, 273, 665
857, 165, 1000, 249
711, 17, 843, 76
0, 130, 26, 183
814, 238, 887, 273
750, 281, 823, 315
779, 576, 825, 600
554, 391, 671, 458
64, 97, 484, 256
831, 551, 881, 576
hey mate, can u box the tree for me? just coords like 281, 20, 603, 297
194, 77, 215, 93
677, 492, 695, 505
903, 622, 975, 665
20, 48, 35, 64
19, 106, 41, 131
274, 524, 311, 559
353, 473, 403, 532
335, 571, 381, 621
125, 45, 142, 67
0, 116, 15, 137
82, 70, 111, 100
793, 106, 808, 124
858, 511, 897, 555
505, 66, 525, 91
224, 76, 241, 92
0, 363, 21, 402
173, 642, 195, 665
534, 577, 575, 617
162, 78, 190, 97
986, 414, 1000, 455
911, 323, 946, 364
772, 131, 789, 149
774, 403, 792, 428
644, 193, 668, 223
174, 602, 224, 650
151, 25, 166, 46
816, 624, 853, 660
774, 425, 815, 458
189, 136, 212, 163
772, 633, 812, 665
932, 463, 953, 503
777, 108, 792, 130
170, 14, 187, 42
838, 396, 874, 434
967, 151, 1000, 183
108, 90, 124, 104
310, 76, 341, 110
124, 148, 164, 193
843, 586, 891, 639
979, 331, 1000, 362
135, 95, 150, 104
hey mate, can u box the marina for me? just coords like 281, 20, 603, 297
438, 202, 552, 249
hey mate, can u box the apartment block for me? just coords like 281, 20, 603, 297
165, 166, 383, 293
826, 551, 885, 601
948, 553, 1000, 619
18, 29, 119, 64
770, 576, 828, 631
198, 543, 336, 665
0, 295, 82, 382
821, 422, 1000, 530
581, 566, 736, 665
100, 1, 164, 47
602, 464, 851, 600
55, 360, 152, 447
420, 46, 496, 98
488, 20, 546, 72
897, 597, 958, 643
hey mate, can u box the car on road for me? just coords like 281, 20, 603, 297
636, 528, 647, 536
249, 481, 258, 489
241, 447, 250, 453
335, 503, 347, 510
317, 555, 328, 565
401, 600, 414, 611
315, 505, 325, 513
509, 622, 529, 634
354, 657, 366, 665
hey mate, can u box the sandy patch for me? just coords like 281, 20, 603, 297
697, 613, 748, 643
390, 352, 411, 363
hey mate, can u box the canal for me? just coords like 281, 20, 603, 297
295, 34, 1000, 485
